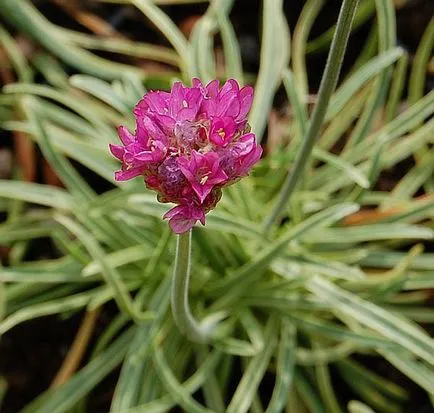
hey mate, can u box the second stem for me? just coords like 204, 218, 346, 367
262, 0, 361, 233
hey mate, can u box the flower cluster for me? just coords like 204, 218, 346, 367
110, 79, 262, 233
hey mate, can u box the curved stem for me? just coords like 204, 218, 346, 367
171, 230, 213, 343
262, 0, 360, 233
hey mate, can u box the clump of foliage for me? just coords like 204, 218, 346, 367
1, 0, 434, 412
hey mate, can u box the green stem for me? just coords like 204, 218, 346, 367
171, 231, 213, 343
262, 0, 360, 233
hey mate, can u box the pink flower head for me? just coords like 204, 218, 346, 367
110, 79, 262, 233
178, 151, 228, 203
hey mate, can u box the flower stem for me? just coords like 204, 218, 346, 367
262, 0, 360, 233
171, 230, 213, 343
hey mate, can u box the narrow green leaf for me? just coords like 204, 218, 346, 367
327, 47, 402, 121
208, 203, 359, 308
131, 0, 190, 77
0, 180, 73, 210
226, 316, 279, 413
282, 69, 308, 141
315, 342, 343, 413
190, 14, 216, 82
296, 341, 358, 366
127, 350, 222, 413
339, 363, 402, 413
294, 368, 326, 413
306, 0, 375, 54
82, 245, 152, 277
0, 24, 32, 82
305, 223, 434, 243
0, 291, 92, 335
408, 17, 434, 106
348, 400, 377, 413
216, 7, 243, 81
359, 250, 434, 271
152, 345, 215, 413
308, 276, 434, 366
313, 148, 369, 188
110, 278, 171, 411
215, 337, 259, 357
380, 350, 434, 394
385, 51, 409, 122
57, 28, 180, 66
32, 53, 69, 88
70, 75, 130, 114
337, 359, 408, 402
292, 0, 325, 100
250, 0, 289, 141
55, 215, 152, 322
265, 320, 296, 413
346, 0, 396, 146
0, 0, 143, 80
22, 97, 95, 202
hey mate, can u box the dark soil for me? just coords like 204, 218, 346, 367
1, 314, 84, 413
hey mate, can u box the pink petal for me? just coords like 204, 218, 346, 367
220, 79, 239, 95
186, 87, 203, 104
236, 133, 256, 156
168, 214, 196, 233
177, 107, 200, 122
238, 86, 254, 120
134, 140, 166, 163
139, 91, 170, 114
133, 99, 148, 117
169, 82, 185, 115
205, 79, 220, 98
191, 182, 213, 203
209, 117, 237, 146
176, 88, 203, 121
141, 115, 166, 142
201, 99, 218, 117
117, 126, 135, 145
152, 140, 167, 160
238, 143, 263, 176
134, 150, 155, 162
153, 114, 176, 135
114, 168, 143, 181
109, 144, 125, 160
192, 78, 204, 89
163, 205, 202, 233
217, 91, 241, 118
177, 156, 195, 181
133, 121, 148, 147
163, 204, 183, 219
191, 149, 205, 164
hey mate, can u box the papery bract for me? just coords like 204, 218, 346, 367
163, 204, 205, 234
110, 78, 262, 233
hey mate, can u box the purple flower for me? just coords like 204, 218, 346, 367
110, 79, 262, 233
177, 151, 228, 203
163, 204, 205, 234
209, 117, 237, 147
219, 133, 263, 181
109, 125, 166, 181
197, 79, 254, 124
